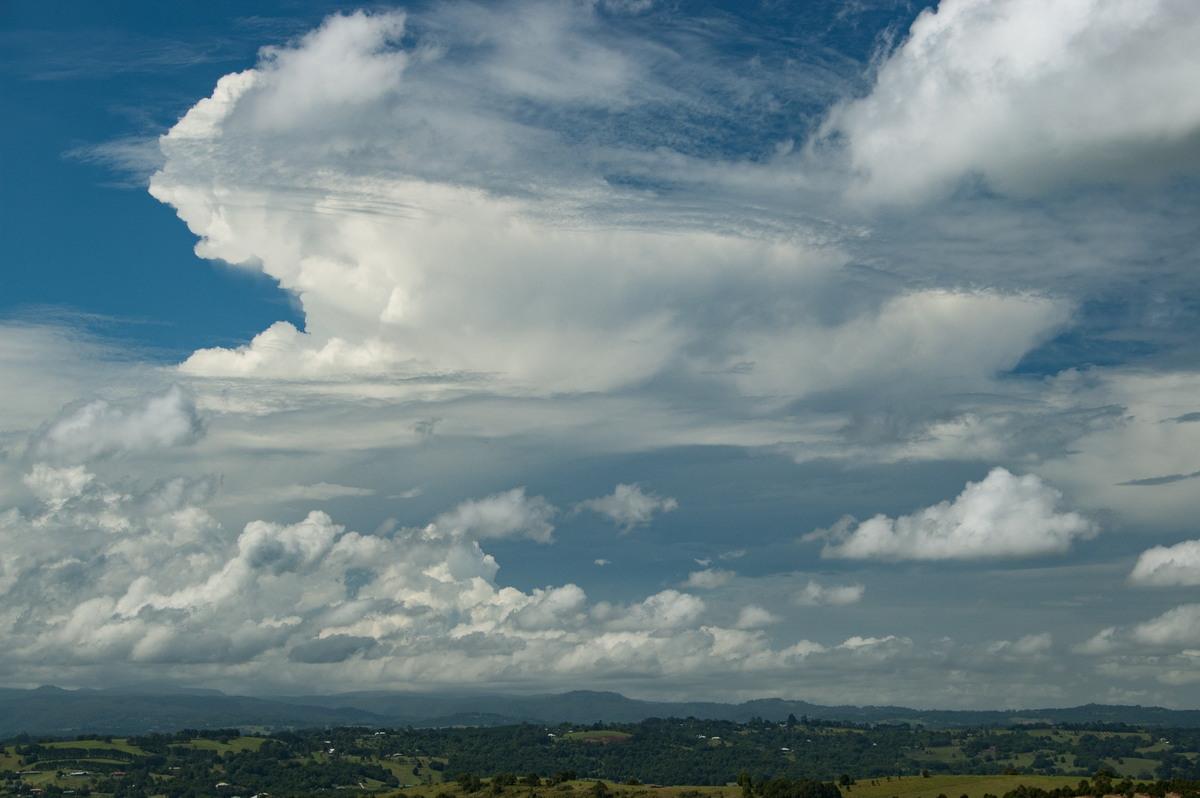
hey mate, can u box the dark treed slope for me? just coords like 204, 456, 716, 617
1, 687, 1198, 738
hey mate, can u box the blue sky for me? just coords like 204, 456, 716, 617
2, 0, 1199, 709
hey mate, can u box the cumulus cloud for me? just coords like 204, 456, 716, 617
433, 488, 557, 543
796, 580, 864, 606
0, 463, 747, 688
30, 386, 203, 464
682, 568, 735, 589
826, 0, 1200, 202
735, 605, 779, 629
596, 590, 706, 632
1077, 603, 1200, 657
1076, 626, 1119, 655
838, 635, 909, 654
22, 463, 95, 510
1133, 604, 1200, 647
577, 483, 677, 532
809, 467, 1096, 560
1129, 539, 1200, 586
4, 451, 1193, 704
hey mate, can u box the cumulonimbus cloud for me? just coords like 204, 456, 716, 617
147, 4, 1073, 409
809, 467, 1096, 560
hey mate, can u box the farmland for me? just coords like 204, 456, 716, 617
2, 718, 1199, 798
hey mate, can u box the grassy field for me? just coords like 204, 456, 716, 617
395, 781, 743, 798
175, 735, 268, 753
842, 775, 1081, 798
561, 731, 634, 743
42, 739, 147, 755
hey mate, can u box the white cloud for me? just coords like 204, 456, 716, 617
595, 590, 705, 632
2, 453, 1192, 704
0, 324, 118, 437
735, 605, 779, 629
796, 579, 864, 606
22, 464, 95, 510
148, 3, 1080, 414
826, 0, 1200, 202
810, 467, 1096, 560
728, 291, 1069, 402
0, 464, 738, 685
269, 483, 375, 502
1129, 539, 1200, 586
1133, 604, 1200, 647
989, 632, 1053, 658
838, 635, 908, 653
1076, 604, 1200, 657
1076, 626, 1119, 655
151, 6, 760, 394
577, 483, 677, 532
1034, 369, 1200, 530
683, 568, 735, 589
31, 386, 203, 464
442, 0, 636, 108
433, 487, 557, 543
13, 1, 1200, 709
244, 10, 409, 132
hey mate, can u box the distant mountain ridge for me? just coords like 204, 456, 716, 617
1, 686, 1197, 738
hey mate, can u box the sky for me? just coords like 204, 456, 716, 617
1, 0, 1199, 710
